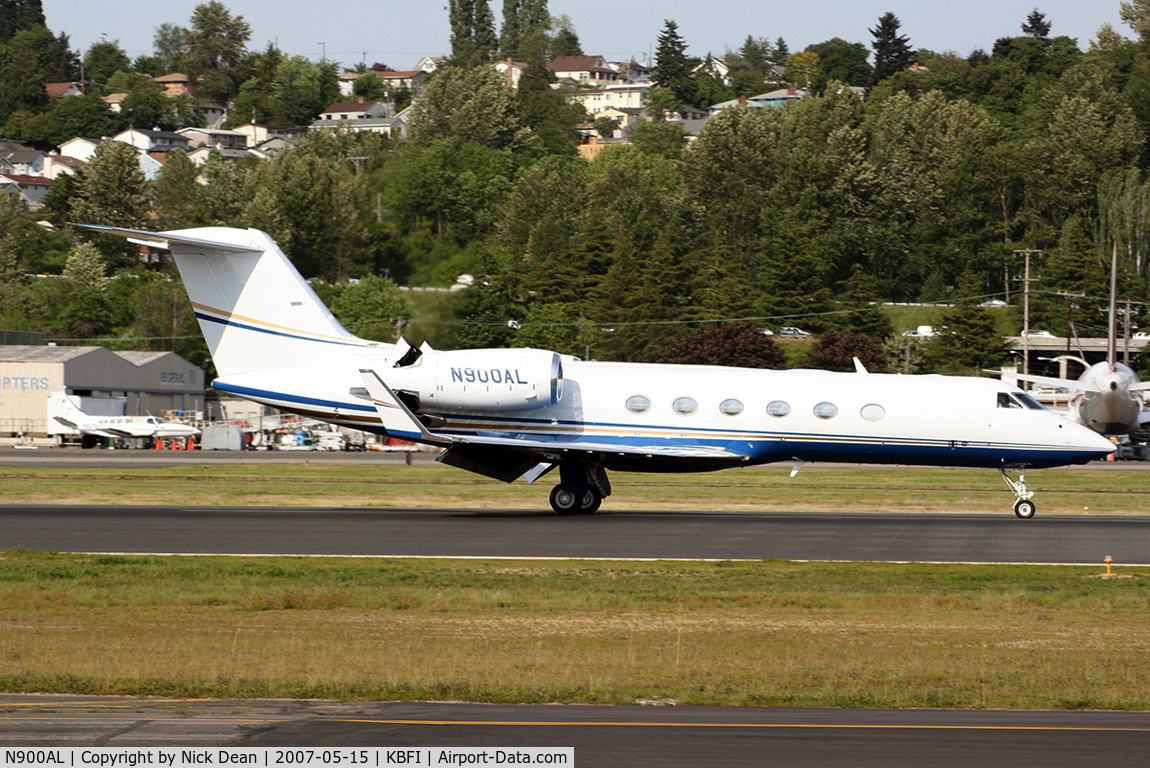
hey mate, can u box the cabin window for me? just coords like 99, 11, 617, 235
672, 397, 698, 415
626, 395, 651, 413
719, 399, 744, 416
1013, 392, 1046, 410
814, 402, 838, 419
766, 400, 791, 417
860, 404, 886, 422
997, 392, 1022, 409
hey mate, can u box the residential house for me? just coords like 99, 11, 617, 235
231, 123, 302, 149
102, 92, 129, 113
692, 56, 731, 85
42, 155, 84, 179
248, 135, 295, 160
45, 82, 84, 99
550, 56, 621, 86
707, 87, 808, 117
495, 58, 528, 89
310, 101, 406, 139
57, 137, 102, 163
571, 84, 649, 115
113, 128, 192, 153
177, 127, 248, 151
0, 174, 51, 209
0, 150, 46, 176
152, 73, 192, 95
317, 100, 391, 122
416, 56, 448, 73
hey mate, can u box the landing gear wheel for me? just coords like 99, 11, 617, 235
578, 489, 602, 515
550, 485, 580, 515
1014, 499, 1036, 519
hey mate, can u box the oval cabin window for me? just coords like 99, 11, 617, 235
814, 402, 838, 419
720, 399, 744, 416
672, 397, 698, 415
766, 400, 791, 417
860, 404, 886, 422
626, 395, 651, 413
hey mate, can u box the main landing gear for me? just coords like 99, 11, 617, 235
549, 485, 602, 515
1000, 468, 1036, 519
548, 464, 611, 515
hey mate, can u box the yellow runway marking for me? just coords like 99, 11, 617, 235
335, 718, 1150, 732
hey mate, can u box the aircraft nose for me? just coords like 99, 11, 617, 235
1083, 426, 1116, 456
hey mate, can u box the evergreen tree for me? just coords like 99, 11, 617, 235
0, 0, 44, 45
652, 20, 696, 107
82, 38, 130, 88
0, 34, 47, 119
1022, 9, 1052, 39
71, 140, 150, 268
500, 0, 548, 60
153, 149, 203, 228
183, 1, 251, 104
62, 241, 107, 291
869, 12, 913, 86
450, 0, 498, 65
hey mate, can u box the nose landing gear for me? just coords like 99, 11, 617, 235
1000, 468, 1036, 518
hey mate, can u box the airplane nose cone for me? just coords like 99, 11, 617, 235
1084, 427, 1116, 456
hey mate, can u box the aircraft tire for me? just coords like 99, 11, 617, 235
1013, 499, 1036, 519
550, 485, 580, 515
578, 489, 602, 514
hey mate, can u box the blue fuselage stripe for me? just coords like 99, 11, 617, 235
195, 312, 364, 348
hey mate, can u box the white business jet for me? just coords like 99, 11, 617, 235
80, 225, 1114, 518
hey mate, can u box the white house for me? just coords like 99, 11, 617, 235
113, 128, 192, 153
550, 55, 620, 86
58, 137, 102, 163
571, 84, 649, 114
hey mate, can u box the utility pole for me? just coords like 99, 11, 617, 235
1013, 250, 1042, 385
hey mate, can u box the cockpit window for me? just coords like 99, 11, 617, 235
997, 392, 1022, 409
1013, 392, 1046, 410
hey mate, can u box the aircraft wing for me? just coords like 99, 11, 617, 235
359, 369, 749, 481
984, 370, 1104, 394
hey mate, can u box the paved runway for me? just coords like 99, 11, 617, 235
2, 503, 1148, 565
2, 696, 1148, 767
3, 458, 1148, 760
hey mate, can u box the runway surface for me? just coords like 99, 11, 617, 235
3, 453, 1148, 760
2, 696, 1148, 767
1, 503, 1148, 564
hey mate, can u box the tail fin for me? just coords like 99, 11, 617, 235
79, 225, 376, 378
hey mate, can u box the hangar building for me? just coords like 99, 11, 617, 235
0, 345, 205, 438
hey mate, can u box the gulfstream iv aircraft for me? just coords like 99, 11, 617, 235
82, 225, 1114, 518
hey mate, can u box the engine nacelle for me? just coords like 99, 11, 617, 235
383, 348, 563, 412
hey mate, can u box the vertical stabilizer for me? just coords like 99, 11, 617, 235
78, 225, 378, 378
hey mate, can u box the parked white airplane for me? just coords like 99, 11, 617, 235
80, 225, 1114, 518
50, 392, 200, 441
996, 240, 1150, 436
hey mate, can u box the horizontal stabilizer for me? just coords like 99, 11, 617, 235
76, 224, 265, 254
